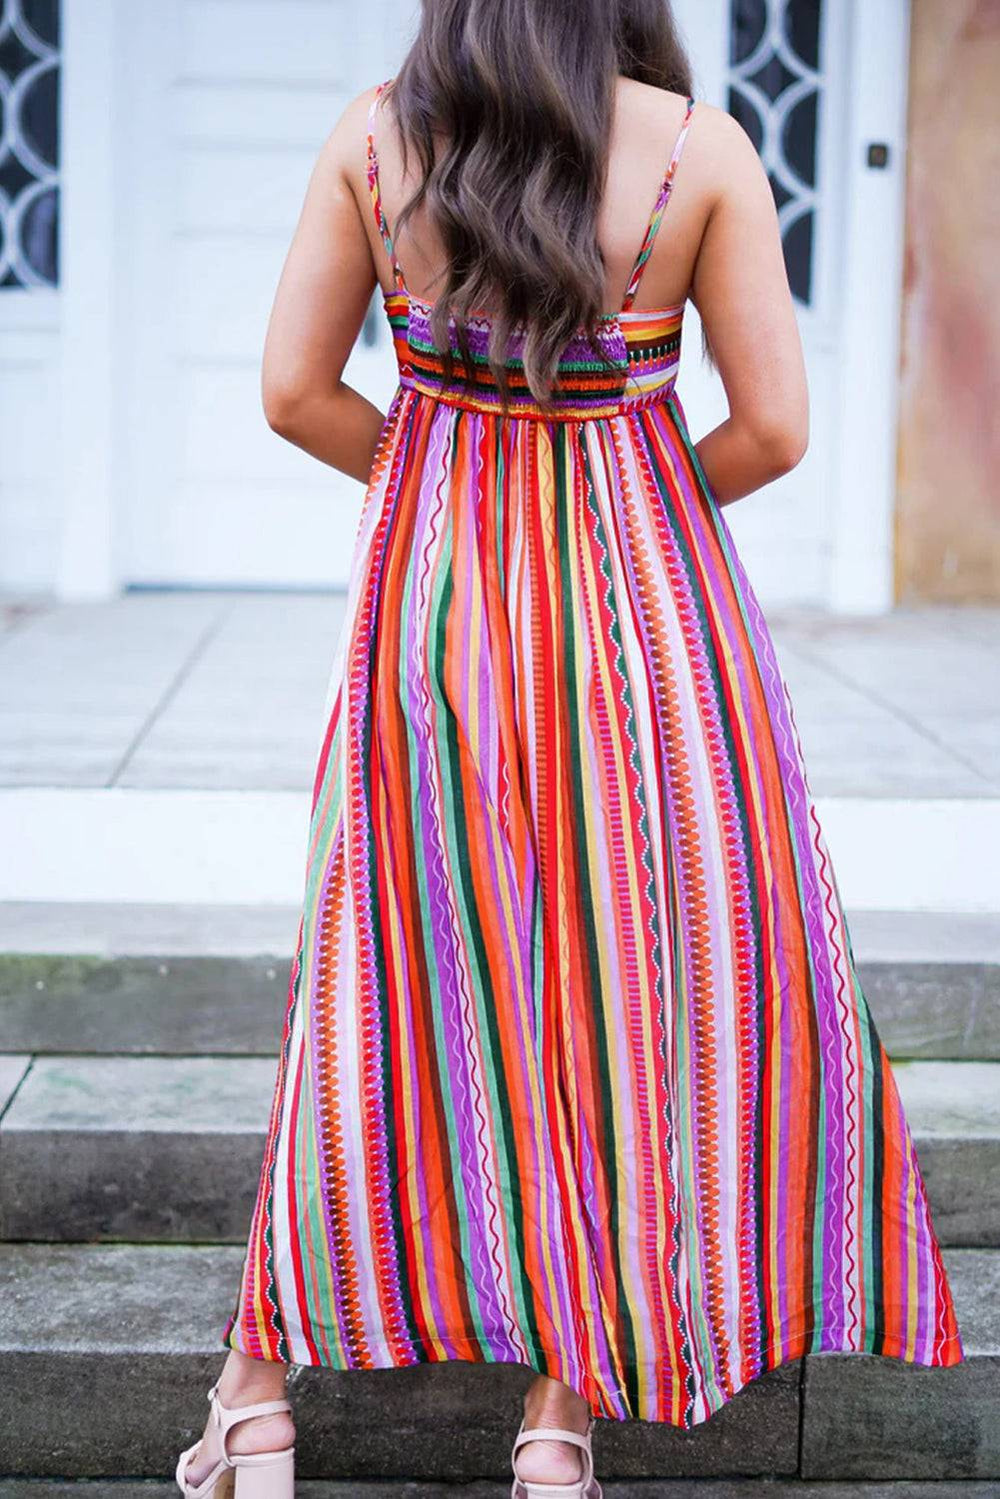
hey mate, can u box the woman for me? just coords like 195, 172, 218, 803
176, 2, 964, 1495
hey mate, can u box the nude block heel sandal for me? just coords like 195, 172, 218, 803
175, 1380, 294, 1498
510, 1415, 602, 1499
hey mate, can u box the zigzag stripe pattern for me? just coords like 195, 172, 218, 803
219, 80, 965, 1425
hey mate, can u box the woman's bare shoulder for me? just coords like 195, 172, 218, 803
686, 100, 760, 167
686, 105, 773, 223
299, 81, 388, 209
614, 74, 691, 128
309, 82, 387, 168
615, 80, 758, 194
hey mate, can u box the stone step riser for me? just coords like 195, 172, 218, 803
2, 1349, 998, 1483
3, 1352, 799, 1482
1, 1123, 996, 1249
1, 953, 998, 1059
0, 1129, 265, 1244
1, 1057, 997, 1248
0, 954, 289, 1057
2, 1486, 998, 1499
1, 1246, 997, 1482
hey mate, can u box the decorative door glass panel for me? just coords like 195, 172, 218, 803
727, 0, 823, 305
0, 0, 60, 288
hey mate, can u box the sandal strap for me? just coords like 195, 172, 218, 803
514, 1425, 591, 1451
511, 1419, 595, 1486
208, 1384, 292, 1452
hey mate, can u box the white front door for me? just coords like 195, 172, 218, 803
117, 0, 416, 589
673, 0, 909, 610
114, 0, 907, 607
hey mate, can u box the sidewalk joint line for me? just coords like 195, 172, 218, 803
105, 603, 233, 788
0, 1056, 35, 1126
779, 637, 1000, 792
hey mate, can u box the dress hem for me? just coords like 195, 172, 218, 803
220, 1313, 965, 1429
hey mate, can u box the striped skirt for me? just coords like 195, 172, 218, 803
222, 381, 964, 1426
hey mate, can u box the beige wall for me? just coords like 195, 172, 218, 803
895, 0, 1000, 601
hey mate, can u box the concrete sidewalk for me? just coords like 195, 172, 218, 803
1, 593, 997, 910
1, 591, 997, 798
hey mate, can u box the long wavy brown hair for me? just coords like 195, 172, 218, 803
385, 0, 694, 410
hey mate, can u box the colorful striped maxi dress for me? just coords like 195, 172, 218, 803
222, 80, 964, 1427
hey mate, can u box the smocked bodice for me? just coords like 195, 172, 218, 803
384, 292, 684, 422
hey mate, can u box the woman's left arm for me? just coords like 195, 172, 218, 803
260, 89, 388, 483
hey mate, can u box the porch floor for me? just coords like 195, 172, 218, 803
1, 591, 996, 800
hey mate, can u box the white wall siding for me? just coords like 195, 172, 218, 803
177, 0, 356, 84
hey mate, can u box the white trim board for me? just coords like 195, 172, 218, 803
55, 0, 120, 599
828, 0, 911, 612
1, 789, 997, 913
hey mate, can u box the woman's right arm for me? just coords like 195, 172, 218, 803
689, 110, 809, 507
259, 88, 390, 484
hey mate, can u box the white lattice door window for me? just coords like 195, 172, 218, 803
0, 0, 61, 591
0, 0, 59, 288
727, 0, 826, 309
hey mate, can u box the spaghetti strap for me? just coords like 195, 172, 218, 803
366, 77, 406, 295
621, 96, 696, 312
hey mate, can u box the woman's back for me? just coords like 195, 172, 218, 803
263, 67, 809, 490
367, 76, 708, 317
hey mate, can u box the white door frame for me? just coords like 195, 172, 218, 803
830, 0, 911, 612
54, 0, 121, 599
676, 0, 911, 614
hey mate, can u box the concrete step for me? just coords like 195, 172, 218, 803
4, 788, 999, 910
1, 1056, 997, 1247
1, 1485, 997, 1499
0, 1055, 276, 1242
0, 1244, 995, 1481
0, 902, 296, 1057
894, 1061, 1000, 1245
1, 904, 998, 1060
